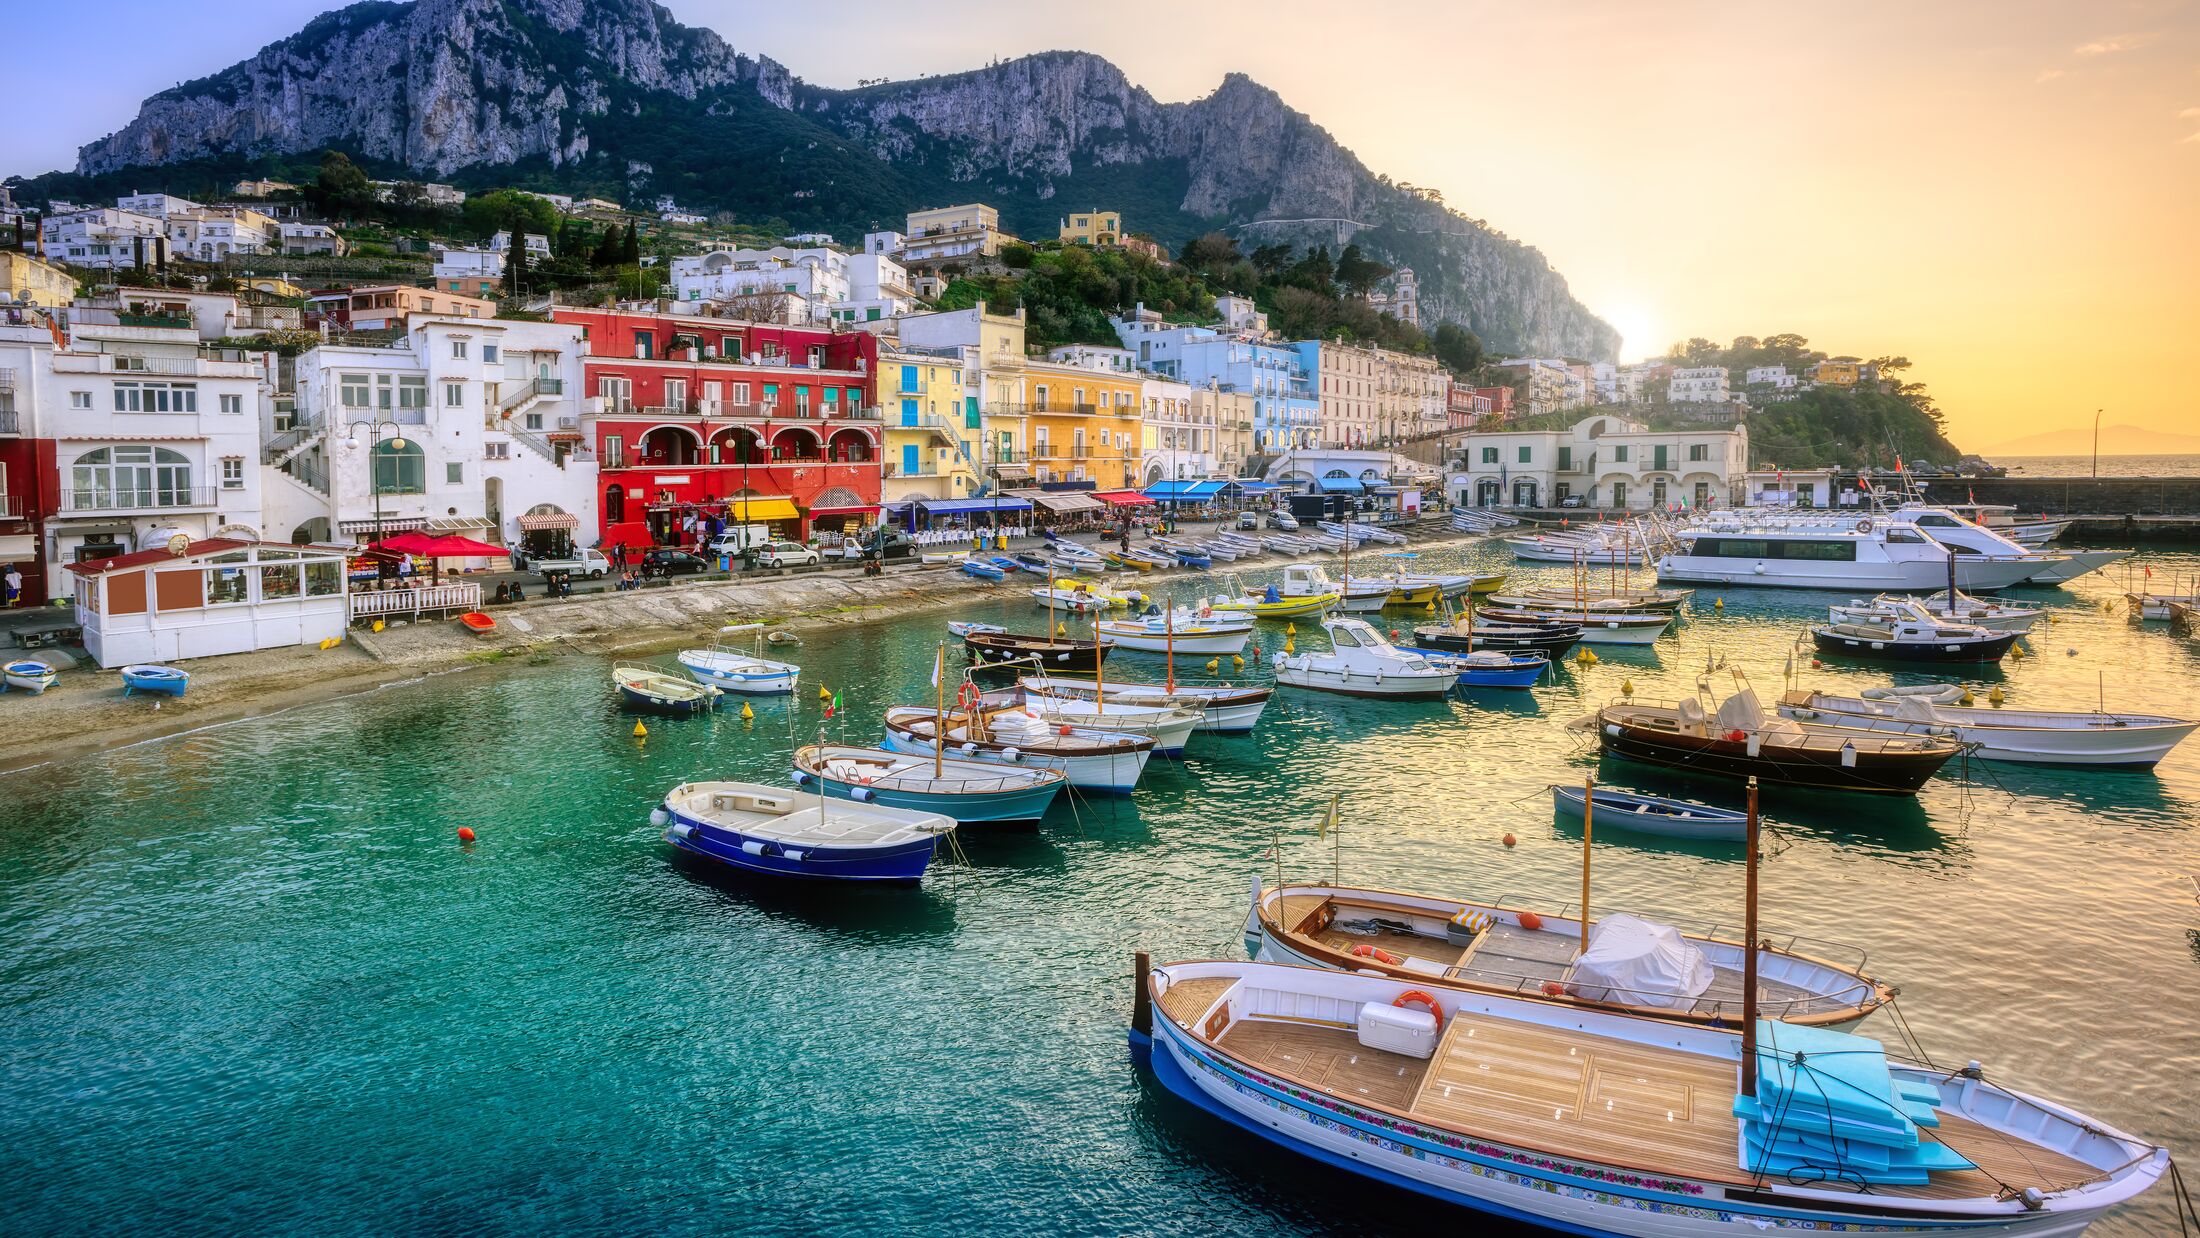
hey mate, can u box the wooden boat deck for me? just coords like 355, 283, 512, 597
1158, 977, 1233, 1027
1207, 1011, 2099, 1199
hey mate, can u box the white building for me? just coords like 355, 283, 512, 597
661, 209, 707, 225
1365, 267, 1419, 327
1451, 413, 1748, 510
1139, 374, 1218, 484
1591, 362, 1621, 404
40, 208, 167, 269
489, 231, 553, 260
1214, 294, 1268, 337
279, 223, 348, 256
1491, 358, 1572, 417
1668, 366, 1732, 405
370, 181, 467, 207
68, 537, 351, 668
432, 247, 506, 294
115, 193, 200, 219
165, 206, 279, 261
1743, 365, 1799, 400
669, 245, 915, 326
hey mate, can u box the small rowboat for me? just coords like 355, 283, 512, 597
960, 558, 1008, 582
458, 611, 496, 635
1551, 784, 1747, 841
657, 781, 955, 883
963, 630, 1110, 674
1778, 689, 2200, 767
614, 665, 721, 716
1419, 648, 1548, 689
792, 744, 1065, 823
882, 705, 1156, 792
4, 658, 58, 694
945, 620, 1004, 639
1019, 673, 1272, 733
120, 665, 189, 697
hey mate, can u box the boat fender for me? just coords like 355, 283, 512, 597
783, 849, 807, 862
1392, 990, 1444, 1033
740, 840, 767, 856
669, 823, 694, 841
1001, 747, 1021, 762
1348, 944, 1402, 965
960, 743, 979, 755
649, 807, 670, 828
1517, 910, 1544, 931
1604, 724, 1621, 737
1746, 734, 1763, 758
849, 788, 874, 802
1725, 729, 1748, 742
791, 771, 810, 785
1840, 741, 1858, 768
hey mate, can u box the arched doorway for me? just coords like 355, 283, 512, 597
826, 428, 873, 463
288, 517, 332, 545
1510, 478, 1538, 507
771, 427, 822, 461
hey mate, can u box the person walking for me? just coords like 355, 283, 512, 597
3, 563, 21, 608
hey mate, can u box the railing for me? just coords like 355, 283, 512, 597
262, 415, 324, 463
503, 423, 560, 464
498, 376, 563, 412
59, 485, 218, 513
0, 494, 20, 519
985, 351, 1025, 369
118, 312, 193, 329
351, 581, 482, 622
0, 368, 14, 388
885, 464, 940, 478
284, 459, 329, 494
238, 307, 301, 331
51, 353, 262, 378
0, 410, 17, 436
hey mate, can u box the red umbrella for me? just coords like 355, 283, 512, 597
420, 534, 508, 557
374, 530, 440, 555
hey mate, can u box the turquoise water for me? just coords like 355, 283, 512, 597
3, 540, 2197, 1237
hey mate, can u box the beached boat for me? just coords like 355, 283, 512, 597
658, 781, 955, 882
1810, 612, 2020, 664
1584, 687, 1964, 794
881, 705, 1155, 792
120, 665, 189, 697
963, 629, 1111, 674
1478, 605, 1672, 645
1094, 610, 1254, 655
458, 611, 496, 635
4, 658, 58, 694
1778, 689, 2200, 767
678, 623, 800, 695
1245, 881, 1886, 1027
1272, 617, 1456, 699
1132, 957, 2168, 1235
1105, 547, 1173, 571
1009, 552, 1057, 576
1551, 784, 1747, 841
1018, 674, 1272, 734
791, 744, 1065, 824
960, 558, 1008, 582
1418, 647, 1548, 688
614, 665, 721, 716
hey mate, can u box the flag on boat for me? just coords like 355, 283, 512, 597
1316, 793, 1340, 839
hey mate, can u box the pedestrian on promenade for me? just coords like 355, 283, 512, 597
3, 563, 20, 608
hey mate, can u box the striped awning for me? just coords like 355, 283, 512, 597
517, 512, 580, 531
426, 517, 490, 533
338, 516, 428, 534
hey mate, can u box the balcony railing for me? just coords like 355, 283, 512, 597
0, 410, 17, 436
985, 351, 1025, 370
118, 311, 193, 329
60, 485, 218, 513
51, 353, 262, 379
0, 494, 20, 519
498, 376, 563, 412
0, 367, 14, 388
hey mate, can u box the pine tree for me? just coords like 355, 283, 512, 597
620, 223, 641, 267
506, 232, 531, 300
591, 227, 622, 268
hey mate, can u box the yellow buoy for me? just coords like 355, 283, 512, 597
1713, 598, 1724, 610
1285, 622, 1296, 636
2046, 613, 2059, 625
632, 720, 648, 738
1620, 678, 1634, 696
1055, 622, 1067, 638
1574, 647, 1598, 666
1283, 637, 1296, 654
818, 685, 833, 701
1231, 654, 1245, 669
740, 701, 755, 720
1205, 658, 1220, 673
2008, 644, 2026, 661
1988, 686, 2005, 705
1960, 689, 1976, 706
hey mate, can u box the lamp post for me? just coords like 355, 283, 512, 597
344, 419, 408, 547
2091, 408, 2104, 480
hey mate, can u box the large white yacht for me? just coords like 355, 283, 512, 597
1887, 504, 2127, 584
1654, 512, 2056, 591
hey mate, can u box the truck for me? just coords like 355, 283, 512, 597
703, 524, 773, 566
530, 547, 612, 579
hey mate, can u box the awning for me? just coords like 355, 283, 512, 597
1317, 477, 1365, 493
726, 497, 801, 522
339, 516, 429, 534
1024, 491, 1104, 513
918, 497, 1033, 514
517, 512, 580, 531
0, 534, 35, 559
806, 504, 880, 517
1144, 480, 1228, 500
990, 463, 1034, 479
1229, 480, 1279, 494
1094, 490, 1155, 507
426, 516, 490, 533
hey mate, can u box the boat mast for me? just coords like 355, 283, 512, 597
933, 642, 946, 780
1164, 592, 1176, 693
1740, 775, 1762, 1098
1577, 775, 1594, 959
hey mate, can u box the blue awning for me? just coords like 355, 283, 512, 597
1144, 480, 1228, 500
1317, 477, 1365, 493
1228, 480, 1279, 494
918, 497, 1032, 513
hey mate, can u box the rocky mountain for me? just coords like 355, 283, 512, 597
69, 0, 1617, 359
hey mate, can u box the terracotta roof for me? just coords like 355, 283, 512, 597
66, 537, 298, 576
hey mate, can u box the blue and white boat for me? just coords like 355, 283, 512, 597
792, 744, 1065, 823
614, 665, 720, 716
1551, 784, 1749, 841
1416, 647, 1548, 689
4, 658, 58, 694
881, 704, 1154, 792
945, 620, 1004, 639
657, 781, 955, 882
960, 558, 1008, 582
120, 664, 189, 697
677, 624, 800, 695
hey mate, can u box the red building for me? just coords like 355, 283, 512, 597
1471, 386, 1515, 421
1, 313, 61, 605
1446, 382, 1493, 430
556, 307, 883, 549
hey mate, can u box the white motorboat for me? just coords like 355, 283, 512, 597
881, 705, 1155, 792
1779, 689, 2200, 766
1829, 591, 2041, 633
1271, 617, 1457, 698
1094, 610, 1254, 655
1031, 585, 1113, 613
980, 687, 1201, 755
1019, 673, 1271, 733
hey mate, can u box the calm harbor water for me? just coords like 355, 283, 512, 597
4, 539, 2197, 1237
1996, 452, 2200, 478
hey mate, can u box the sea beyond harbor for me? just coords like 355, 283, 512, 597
1, 534, 2194, 1238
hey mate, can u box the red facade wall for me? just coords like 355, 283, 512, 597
1, 437, 58, 606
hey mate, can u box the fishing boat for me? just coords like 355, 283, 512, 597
2123, 589, 2200, 621
1094, 610, 1254, 655
1583, 687, 1964, 794
120, 665, 189, 697
1492, 587, 1691, 614
1408, 619, 1582, 658
1809, 611, 2020, 663
4, 658, 58, 694
1244, 881, 1886, 1027
657, 781, 955, 882
1272, 617, 1456, 699
1219, 563, 1350, 618
1551, 784, 1747, 841
791, 744, 1065, 823
1019, 674, 1272, 734
1829, 591, 2041, 633
959, 558, 1008, 582
1031, 584, 1112, 613
1778, 689, 2200, 767
945, 620, 1004, 639
457, 611, 496, 635
614, 665, 722, 716
979, 686, 1202, 756
1132, 957, 2169, 1234
1418, 647, 1548, 688
1478, 605, 1671, 645
881, 705, 1155, 792
963, 629, 1111, 674
678, 623, 801, 695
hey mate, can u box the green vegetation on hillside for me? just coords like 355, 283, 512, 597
1663, 334, 1959, 467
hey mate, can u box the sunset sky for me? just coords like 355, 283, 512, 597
4, 0, 2194, 451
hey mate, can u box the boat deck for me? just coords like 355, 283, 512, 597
675, 792, 938, 845
1209, 1012, 2099, 1199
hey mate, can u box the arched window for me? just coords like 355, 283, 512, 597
372, 440, 426, 494
71, 445, 192, 509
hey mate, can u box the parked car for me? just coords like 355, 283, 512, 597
1559, 494, 1586, 509
531, 547, 611, 579
755, 541, 821, 568
1235, 511, 1260, 530
642, 549, 710, 576
1266, 511, 1300, 530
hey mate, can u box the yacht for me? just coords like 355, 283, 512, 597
1887, 504, 2124, 584
1655, 514, 2053, 592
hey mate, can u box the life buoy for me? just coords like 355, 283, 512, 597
956, 682, 981, 712
1348, 943, 1402, 966
1392, 989, 1444, 1032
1855, 517, 1874, 533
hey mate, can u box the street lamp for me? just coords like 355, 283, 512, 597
344, 419, 408, 546
2091, 408, 2104, 480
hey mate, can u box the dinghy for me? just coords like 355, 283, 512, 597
791, 744, 1065, 824
1271, 617, 1456, 699
614, 665, 722, 716
1550, 784, 1748, 841
881, 705, 1155, 792
120, 665, 189, 697
1830, 591, 2041, 633
1018, 674, 1272, 734
1778, 689, 2200, 767
678, 623, 800, 695
1093, 610, 1253, 655
1418, 647, 1548, 688
945, 620, 1004, 639
457, 611, 496, 635
963, 629, 1110, 674
4, 658, 58, 694
959, 558, 1008, 581
1031, 585, 1112, 613
657, 781, 954, 882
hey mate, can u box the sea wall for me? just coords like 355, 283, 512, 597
1916, 476, 2200, 519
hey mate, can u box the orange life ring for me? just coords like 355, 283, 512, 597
1349, 943, 1402, 966
956, 682, 981, 712
1392, 989, 1444, 1032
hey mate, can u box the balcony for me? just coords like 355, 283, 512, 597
118, 311, 193, 329
59, 485, 218, 514
985, 351, 1026, 370
51, 353, 263, 379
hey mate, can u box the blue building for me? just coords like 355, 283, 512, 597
1113, 307, 1319, 458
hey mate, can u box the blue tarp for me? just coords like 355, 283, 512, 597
1317, 477, 1365, 493
917, 497, 1033, 513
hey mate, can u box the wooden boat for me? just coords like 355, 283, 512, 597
1584, 688, 1964, 794
979, 686, 1201, 756
657, 781, 954, 882
1551, 784, 1747, 841
1245, 881, 1886, 1027
457, 611, 496, 635
678, 623, 799, 694
1830, 591, 2041, 633
1778, 689, 2200, 767
1491, 588, 1689, 614
2123, 590, 2199, 620
120, 665, 189, 697
1479, 605, 1671, 645
1031, 585, 1112, 613
1810, 613, 2019, 663
3, 658, 58, 694
1018, 673, 1271, 734
1093, 610, 1253, 655
614, 665, 721, 716
1408, 621, 1581, 658
1271, 617, 1456, 699
1418, 648, 1548, 688
1132, 957, 2169, 1235
959, 558, 1008, 582
791, 744, 1065, 824
963, 629, 1110, 674
881, 705, 1154, 792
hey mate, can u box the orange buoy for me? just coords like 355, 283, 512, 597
1349, 944, 1403, 966
1501, 833, 1517, 848
1518, 910, 1544, 931
457, 827, 476, 843
1541, 981, 1566, 997
1810, 658, 1821, 668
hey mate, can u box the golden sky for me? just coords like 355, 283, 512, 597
683, 0, 2199, 451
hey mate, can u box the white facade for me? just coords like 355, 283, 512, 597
489, 231, 553, 259
434, 247, 506, 282
1215, 294, 1268, 337
661, 210, 706, 225
115, 193, 200, 219
1493, 358, 1573, 417
1452, 413, 1748, 510
1139, 375, 1218, 483
1744, 366, 1799, 400
279, 223, 348, 256
1307, 342, 1448, 448
670, 245, 915, 325
1668, 366, 1732, 405
41, 209, 166, 269
165, 206, 279, 261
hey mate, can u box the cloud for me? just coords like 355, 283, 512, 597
2072, 32, 2159, 57
2035, 68, 2066, 83
2182, 106, 2200, 120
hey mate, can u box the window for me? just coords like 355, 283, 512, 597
634, 333, 654, 360
482, 344, 498, 364
445, 462, 462, 485
603, 435, 624, 469
451, 340, 468, 359
220, 458, 244, 489
113, 382, 196, 413
397, 377, 427, 410
485, 441, 509, 460
1687, 443, 1708, 462
605, 486, 625, 523
445, 383, 463, 407
70, 391, 92, 409
205, 557, 252, 605
70, 445, 193, 508
731, 382, 751, 404
340, 373, 370, 408
372, 440, 426, 494
220, 394, 243, 415
1612, 445, 1630, 463
1480, 446, 1498, 464
304, 561, 342, 597
1557, 446, 1572, 471
1517, 446, 1531, 464
258, 562, 301, 600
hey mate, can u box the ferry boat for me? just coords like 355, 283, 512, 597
1654, 517, 2052, 592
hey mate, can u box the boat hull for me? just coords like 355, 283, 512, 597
120, 666, 188, 697
1657, 555, 2047, 592
1424, 653, 1548, 688
1810, 628, 2019, 663
1550, 785, 1746, 841
4, 662, 58, 694
1412, 628, 1582, 657
1273, 664, 1454, 699
1776, 702, 2200, 767
880, 729, 1151, 793
664, 815, 936, 882
1597, 722, 1951, 794
1094, 626, 1252, 655
619, 683, 716, 716
2025, 549, 2127, 584
1020, 676, 1270, 733
677, 651, 799, 695
796, 772, 1061, 823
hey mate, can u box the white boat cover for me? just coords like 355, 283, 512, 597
1889, 694, 1943, 722
1567, 914, 1715, 1010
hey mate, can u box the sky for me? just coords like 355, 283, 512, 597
3, 0, 2196, 453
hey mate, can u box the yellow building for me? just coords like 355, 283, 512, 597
880, 346, 980, 501
1810, 360, 1860, 387
1023, 357, 1145, 489
901, 203, 1013, 263
895, 302, 1031, 493
1, 251, 78, 305
238, 275, 308, 299
1059, 210, 1123, 246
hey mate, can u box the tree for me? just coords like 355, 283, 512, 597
620, 223, 641, 268
1334, 244, 1394, 298
313, 150, 372, 219
1432, 322, 1484, 375
590, 226, 623, 268
461, 189, 558, 244
506, 231, 531, 298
